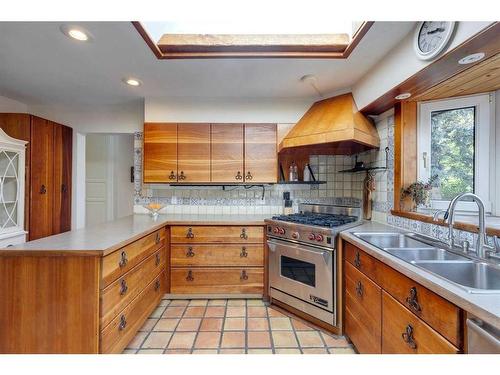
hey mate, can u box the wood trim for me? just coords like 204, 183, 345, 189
132, 21, 373, 59
391, 210, 500, 237
361, 22, 500, 115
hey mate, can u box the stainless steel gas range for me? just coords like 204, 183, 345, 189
265, 203, 362, 326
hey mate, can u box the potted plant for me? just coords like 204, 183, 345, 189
401, 175, 438, 211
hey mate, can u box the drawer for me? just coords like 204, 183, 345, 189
381, 264, 462, 348
170, 267, 264, 294
100, 247, 166, 328
171, 244, 264, 267
344, 262, 382, 354
382, 291, 459, 354
344, 242, 383, 285
101, 227, 166, 288
100, 270, 166, 354
171, 226, 263, 244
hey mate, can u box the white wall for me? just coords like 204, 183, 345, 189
0, 95, 28, 113
353, 22, 494, 110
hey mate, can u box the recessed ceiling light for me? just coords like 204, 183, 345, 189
395, 93, 411, 100
60, 24, 93, 42
458, 52, 485, 65
123, 77, 142, 87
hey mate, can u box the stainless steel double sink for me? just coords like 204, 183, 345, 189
353, 232, 500, 294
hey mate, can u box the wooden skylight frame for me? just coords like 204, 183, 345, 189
132, 21, 374, 59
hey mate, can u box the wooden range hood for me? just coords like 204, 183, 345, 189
279, 93, 380, 155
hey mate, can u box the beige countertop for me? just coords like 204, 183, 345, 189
0, 214, 269, 256
341, 221, 500, 328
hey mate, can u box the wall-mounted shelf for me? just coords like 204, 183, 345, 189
339, 147, 389, 174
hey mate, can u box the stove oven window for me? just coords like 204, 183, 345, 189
280, 255, 315, 287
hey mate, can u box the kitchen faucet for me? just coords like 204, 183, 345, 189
443, 193, 487, 258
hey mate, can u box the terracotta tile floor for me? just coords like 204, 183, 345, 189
123, 296, 355, 354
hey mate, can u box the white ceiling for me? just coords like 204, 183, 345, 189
0, 21, 415, 107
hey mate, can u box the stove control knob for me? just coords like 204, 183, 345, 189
278, 227, 285, 235
291, 232, 299, 239
308, 233, 316, 241
316, 234, 324, 242
273, 227, 279, 234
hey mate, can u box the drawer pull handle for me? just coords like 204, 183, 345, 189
186, 247, 195, 257
240, 228, 248, 240
246, 171, 253, 180
240, 270, 248, 280
186, 270, 194, 281
240, 246, 248, 258
354, 251, 361, 268
40, 184, 47, 194
405, 287, 422, 313
235, 171, 243, 180
186, 227, 194, 239
118, 315, 127, 331
179, 171, 186, 180
168, 171, 176, 180
355, 281, 363, 297
118, 251, 128, 268
155, 252, 161, 266
119, 279, 128, 295
155, 232, 161, 244
155, 279, 161, 291
401, 324, 417, 349
61, 184, 68, 193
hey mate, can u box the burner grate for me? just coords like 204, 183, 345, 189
271, 212, 358, 228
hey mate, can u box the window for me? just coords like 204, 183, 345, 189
418, 94, 494, 212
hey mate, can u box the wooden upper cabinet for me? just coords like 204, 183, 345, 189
30, 117, 54, 241
211, 124, 244, 183
143, 123, 177, 183
53, 123, 73, 234
177, 124, 210, 183
244, 124, 277, 183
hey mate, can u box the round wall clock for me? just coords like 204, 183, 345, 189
413, 21, 456, 60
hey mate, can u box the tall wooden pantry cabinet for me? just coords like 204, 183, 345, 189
0, 113, 73, 241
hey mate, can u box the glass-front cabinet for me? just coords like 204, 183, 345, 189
0, 128, 27, 247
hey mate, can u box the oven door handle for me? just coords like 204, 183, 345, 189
267, 239, 331, 264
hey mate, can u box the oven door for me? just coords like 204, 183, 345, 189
268, 237, 334, 312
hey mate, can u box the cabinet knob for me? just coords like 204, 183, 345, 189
154, 279, 161, 291
179, 171, 186, 180
155, 232, 161, 244
186, 227, 194, 239
186, 270, 194, 281
118, 251, 128, 268
186, 247, 195, 257
61, 184, 68, 193
240, 228, 248, 240
119, 279, 128, 296
235, 171, 243, 180
240, 270, 248, 280
405, 287, 422, 313
118, 314, 127, 331
240, 246, 248, 258
168, 171, 177, 180
155, 252, 161, 266
355, 281, 363, 297
246, 171, 253, 180
401, 324, 417, 349
354, 251, 361, 268
40, 184, 47, 194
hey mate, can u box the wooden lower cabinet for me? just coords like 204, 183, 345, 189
382, 292, 459, 354
170, 225, 265, 295
343, 241, 463, 354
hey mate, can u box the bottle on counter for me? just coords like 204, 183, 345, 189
292, 162, 298, 181
303, 164, 311, 182
289, 162, 298, 181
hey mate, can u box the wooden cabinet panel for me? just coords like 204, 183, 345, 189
244, 124, 277, 183
143, 123, 177, 183
344, 242, 383, 285
171, 244, 263, 267
177, 123, 210, 182
344, 262, 382, 353
381, 264, 462, 348
382, 291, 459, 354
211, 124, 244, 183
30, 116, 54, 240
53, 123, 72, 234
100, 270, 166, 354
171, 226, 263, 244
101, 228, 166, 288
171, 267, 263, 294
100, 247, 166, 328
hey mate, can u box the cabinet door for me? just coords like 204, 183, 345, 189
177, 124, 210, 183
211, 124, 244, 183
53, 123, 72, 234
30, 117, 54, 240
143, 123, 177, 183
244, 124, 277, 183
